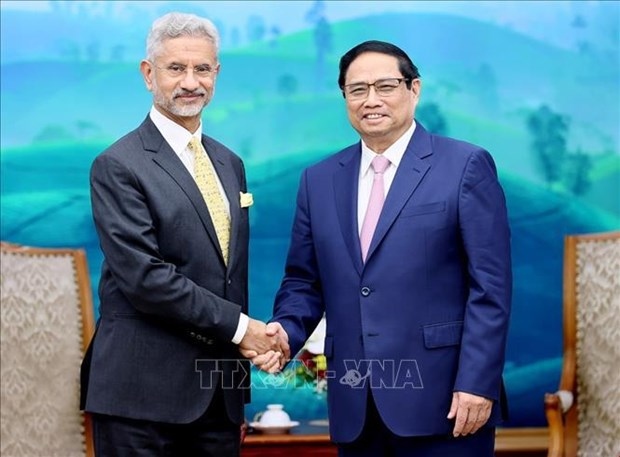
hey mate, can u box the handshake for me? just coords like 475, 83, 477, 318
238, 318, 290, 373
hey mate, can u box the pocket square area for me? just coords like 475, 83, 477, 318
240, 192, 254, 208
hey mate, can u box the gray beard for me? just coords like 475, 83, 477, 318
154, 93, 206, 117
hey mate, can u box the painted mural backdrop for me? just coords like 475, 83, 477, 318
2, 0, 619, 428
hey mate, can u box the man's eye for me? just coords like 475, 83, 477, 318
194, 66, 212, 75
377, 83, 397, 91
168, 65, 184, 73
349, 86, 366, 95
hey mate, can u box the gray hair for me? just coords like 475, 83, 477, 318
146, 12, 220, 61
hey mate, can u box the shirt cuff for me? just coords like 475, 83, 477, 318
232, 313, 249, 344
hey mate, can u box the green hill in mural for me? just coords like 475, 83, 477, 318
3, 12, 617, 180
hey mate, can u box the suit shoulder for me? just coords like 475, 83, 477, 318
429, 133, 497, 166
430, 134, 484, 155
96, 128, 142, 162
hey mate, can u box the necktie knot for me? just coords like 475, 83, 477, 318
188, 137, 202, 154
371, 155, 390, 174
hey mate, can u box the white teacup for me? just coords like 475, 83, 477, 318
254, 404, 291, 426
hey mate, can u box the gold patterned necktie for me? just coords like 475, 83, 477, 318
188, 137, 230, 265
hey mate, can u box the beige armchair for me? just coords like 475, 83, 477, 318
544, 232, 620, 457
1, 242, 95, 457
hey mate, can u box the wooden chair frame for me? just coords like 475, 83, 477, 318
1, 242, 96, 457
544, 231, 620, 457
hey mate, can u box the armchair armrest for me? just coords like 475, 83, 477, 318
545, 392, 565, 457
555, 390, 574, 413
544, 389, 575, 457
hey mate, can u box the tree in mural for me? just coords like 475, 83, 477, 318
416, 102, 448, 136
563, 149, 592, 196
475, 63, 499, 114
276, 74, 299, 148
76, 120, 101, 141
527, 105, 592, 195
59, 40, 81, 61
305, 0, 332, 92
277, 74, 298, 100
110, 44, 126, 62
33, 125, 75, 143
246, 15, 266, 43
86, 41, 101, 62
526, 105, 568, 187
269, 26, 281, 48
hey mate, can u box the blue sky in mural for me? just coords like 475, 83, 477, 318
1, 0, 619, 428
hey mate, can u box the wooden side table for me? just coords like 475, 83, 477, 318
241, 424, 549, 457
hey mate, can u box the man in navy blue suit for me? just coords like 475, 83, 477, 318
252, 40, 512, 456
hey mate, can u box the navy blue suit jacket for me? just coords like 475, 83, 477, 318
273, 123, 512, 443
81, 116, 250, 424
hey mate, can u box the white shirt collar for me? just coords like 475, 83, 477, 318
149, 106, 203, 154
360, 120, 416, 176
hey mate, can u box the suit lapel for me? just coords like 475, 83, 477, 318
140, 119, 224, 265
365, 125, 432, 262
334, 144, 363, 275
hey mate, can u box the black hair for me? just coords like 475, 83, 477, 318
338, 40, 420, 90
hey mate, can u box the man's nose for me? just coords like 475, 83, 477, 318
180, 69, 200, 89
364, 86, 382, 106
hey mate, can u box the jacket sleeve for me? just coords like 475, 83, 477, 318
453, 148, 512, 400
272, 169, 325, 356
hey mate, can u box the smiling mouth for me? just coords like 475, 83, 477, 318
176, 93, 205, 101
363, 113, 385, 120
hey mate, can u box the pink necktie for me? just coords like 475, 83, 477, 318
360, 155, 390, 262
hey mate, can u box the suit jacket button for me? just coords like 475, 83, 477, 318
361, 287, 371, 297
227, 279, 232, 285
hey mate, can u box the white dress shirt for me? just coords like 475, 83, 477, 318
357, 121, 416, 234
149, 107, 248, 344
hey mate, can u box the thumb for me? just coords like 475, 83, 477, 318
447, 392, 459, 419
265, 321, 282, 337
240, 349, 258, 359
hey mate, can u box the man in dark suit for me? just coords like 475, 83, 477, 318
254, 40, 512, 456
80, 12, 285, 456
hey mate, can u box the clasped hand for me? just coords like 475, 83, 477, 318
238, 319, 290, 373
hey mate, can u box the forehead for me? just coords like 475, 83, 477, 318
346, 52, 400, 83
157, 36, 217, 63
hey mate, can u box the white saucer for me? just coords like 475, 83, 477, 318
249, 421, 300, 434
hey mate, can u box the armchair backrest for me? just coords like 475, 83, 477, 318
1, 242, 95, 457
565, 232, 620, 456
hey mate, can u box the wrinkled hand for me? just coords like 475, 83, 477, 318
447, 391, 492, 437
251, 322, 290, 374
238, 320, 289, 373
238, 318, 280, 359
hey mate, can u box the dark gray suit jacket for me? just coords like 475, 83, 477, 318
81, 115, 250, 424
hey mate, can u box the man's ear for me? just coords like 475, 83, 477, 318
411, 78, 422, 98
140, 60, 154, 91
